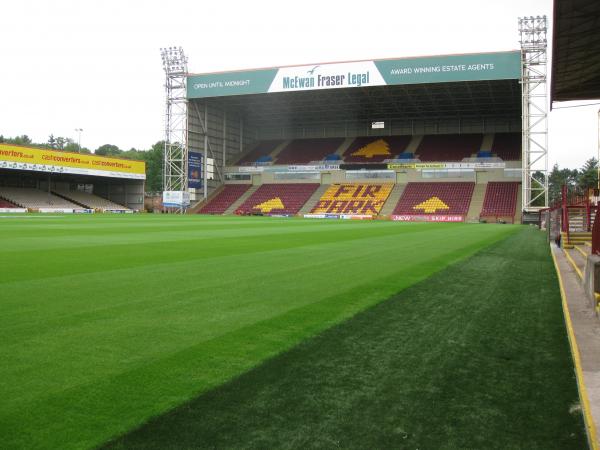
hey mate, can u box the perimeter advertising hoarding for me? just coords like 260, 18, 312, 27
188, 51, 521, 99
188, 152, 202, 189
391, 215, 464, 222
0, 144, 146, 180
387, 162, 506, 170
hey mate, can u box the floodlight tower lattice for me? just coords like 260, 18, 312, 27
519, 16, 549, 210
161, 46, 189, 197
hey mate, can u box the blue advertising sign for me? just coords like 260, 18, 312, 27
188, 152, 202, 189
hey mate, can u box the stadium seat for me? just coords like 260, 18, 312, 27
274, 138, 344, 164
311, 183, 393, 215
480, 182, 520, 219
343, 136, 411, 162
491, 133, 521, 160
392, 182, 475, 217
0, 198, 18, 208
236, 140, 283, 165
0, 187, 80, 210
415, 134, 482, 161
235, 183, 319, 215
198, 184, 251, 214
53, 189, 130, 210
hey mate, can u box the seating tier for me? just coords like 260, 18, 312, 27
198, 184, 251, 214
235, 183, 319, 215
393, 182, 475, 217
311, 183, 393, 215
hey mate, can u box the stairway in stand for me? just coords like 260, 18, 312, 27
224, 185, 259, 214
298, 184, 330, 215
465, 184, 486, 222
379, 184, 406, 216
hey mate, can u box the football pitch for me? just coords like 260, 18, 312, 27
0, 215, 586, 449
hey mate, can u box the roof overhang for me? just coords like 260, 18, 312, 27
195, 79, 521, 129
187, 51, 522, 129
551, 0, 600, 104
187, 51, 521, 99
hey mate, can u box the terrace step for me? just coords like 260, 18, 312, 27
404, 135, 423, 154
466, 183, 486, 222
298, 184, 330, 215
225, 185, 258, 214
379, 183, 406, 216
334, 138, 355, 156
269, 140, 291, 160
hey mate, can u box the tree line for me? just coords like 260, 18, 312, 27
547, 157, 598, 205
0, 134, 164, 193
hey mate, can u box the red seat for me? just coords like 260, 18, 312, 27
198, 185, 251, 214
342, 136, 411, 162
235, 184, 319, 215
416, 134, 482, 161
275, 138, 343, 164
491, 133, 521, 161
236, 140, 283, 165
480, 182, 520, 217
393, 182, 475, 216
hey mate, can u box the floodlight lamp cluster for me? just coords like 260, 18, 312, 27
160, 46, 188, 74
518, 15, 547, 47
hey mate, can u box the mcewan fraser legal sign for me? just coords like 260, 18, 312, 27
0, 144, 146, 180
187, 51, 521, 99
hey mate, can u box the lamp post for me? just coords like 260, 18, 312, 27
75, 128, 83, 153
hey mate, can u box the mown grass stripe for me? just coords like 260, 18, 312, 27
104, 227, 586, 450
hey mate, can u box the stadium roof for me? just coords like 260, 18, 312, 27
189, 51, 522, 128
204, 80, 521, 128
551, 0, 600, 104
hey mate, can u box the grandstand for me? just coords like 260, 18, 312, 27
53, 189, 130, 211
0, 187, 80, 210
0, 144, 145, 212
198, 130, 522, 220
187, 50, 524, 222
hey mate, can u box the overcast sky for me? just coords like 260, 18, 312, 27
1, 0, 597, 169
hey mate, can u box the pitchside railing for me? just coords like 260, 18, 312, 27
592, 206, 600, 255
540, 186, 597, 245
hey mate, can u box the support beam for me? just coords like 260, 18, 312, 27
160, 46, 188, 213
519, 16, 549, 210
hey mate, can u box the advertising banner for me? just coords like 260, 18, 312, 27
38, 208, 74, 213
188, 51, 521, 99
162, 190, 190, 208
387, 162, 505, 170
339, 214, 373, 220
0, 144, 146, 179
391, 215, 464, 222
0, 208, 27, 213
188, 152, 202, 189
288, 164, 340, 171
